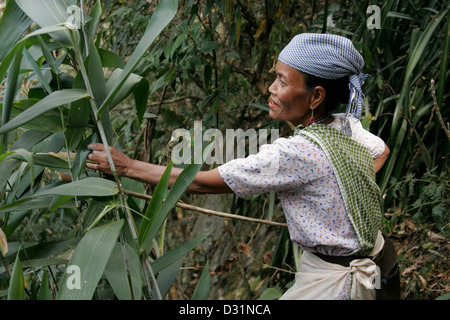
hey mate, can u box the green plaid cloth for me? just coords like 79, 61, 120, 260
295, 124, 382, 256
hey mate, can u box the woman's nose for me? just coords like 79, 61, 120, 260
268, 80, 277, 94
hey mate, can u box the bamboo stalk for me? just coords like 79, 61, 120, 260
123, 189, 288, 228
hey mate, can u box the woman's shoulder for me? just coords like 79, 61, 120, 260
266, 133, 324, 156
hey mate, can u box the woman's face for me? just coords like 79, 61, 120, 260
268, 61, 314, 127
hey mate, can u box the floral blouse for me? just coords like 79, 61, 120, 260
218, 114, 386, 256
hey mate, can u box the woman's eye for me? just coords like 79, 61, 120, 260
274, 74, 287, 86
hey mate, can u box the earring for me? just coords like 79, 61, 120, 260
310, 109, 315, 124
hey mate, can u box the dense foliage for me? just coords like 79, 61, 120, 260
0, 0, 448, 300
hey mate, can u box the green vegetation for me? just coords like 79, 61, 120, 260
0, 0, 448, 300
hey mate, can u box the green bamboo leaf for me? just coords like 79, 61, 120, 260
138, 161, 173, 245
0, 151, 14, 163
152, 254, 184, 299
23, 47, 53, 94
7, 251, 24, 300
98, 0, 178, 114
98, 48, 125, 68
150, 234, 208, 299
85, 202, 118, 231
38, 270, 52, 300
104, 242, 143, 300
105, 69, 145, 110
2, 43, 23, 127
10, 99, 63, 133
13, 148, 35, 190
56, 220, 124, 300
35, 177, 118, 197
87, 41, 107, 108
10, 236, 80, 262
141, 141, 214, 253
257, 288, 283, 300
81, 198, 116, 231
66, 74, 90, 150
134, 78, 150, 125
23, 25, 72, 43
0, 39, 31, 87
86, 0, 102, 45
151, 234, 208, 274
1, 44, 23, 151
11, 152, 70, 170
191, 260, 210, 300
15, 0, 77, 48
0, 0, 32, 61
0, 197, 76, 217
0, 89, 88, 135
0, 130, 50, 190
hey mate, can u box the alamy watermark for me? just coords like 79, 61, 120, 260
170, 121, 280, 175
327, 5, 381, 30
66, 5, 82, 30
65, 264, 81, 290
366, 5, 381, 30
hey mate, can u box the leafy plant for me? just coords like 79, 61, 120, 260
1, 0, 448, 301
0, 0, 211, 300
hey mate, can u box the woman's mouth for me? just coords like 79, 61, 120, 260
268, 100, 279, 109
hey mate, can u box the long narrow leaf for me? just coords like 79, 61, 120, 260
2, 44, 23, 127
0, 89, 88, 135
16, 0, 76, 48
7, 252, 24, 300
35, 177, 118, 197
0, 0, 31, 61
141, 142, 213, 253
151, 234, 208, 274
104, 242, 143, 300
1, 44, 23, 151
23, 47, 53, 94
138, 161, 173, 245
57, 220, 124, 300
10, 152, 70, 170
191, 260, 210, 300
150, 234, 208, 299
66, 73, 90, 149
98, 0, 178, 114
104, 69, 146, 111
38, 271, 52, 300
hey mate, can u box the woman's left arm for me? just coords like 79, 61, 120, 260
374, 143, 390, 173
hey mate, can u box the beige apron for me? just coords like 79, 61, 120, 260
280, 230, 385, 300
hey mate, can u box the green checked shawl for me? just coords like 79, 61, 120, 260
295, 124, 382, 256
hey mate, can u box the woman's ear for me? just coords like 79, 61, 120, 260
310, 86, 326, 110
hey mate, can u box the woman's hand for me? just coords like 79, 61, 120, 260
85, 143, 134, 177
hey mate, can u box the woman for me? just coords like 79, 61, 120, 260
86, 33, 399, 300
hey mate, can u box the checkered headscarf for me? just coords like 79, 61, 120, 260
278, 33, 369, 120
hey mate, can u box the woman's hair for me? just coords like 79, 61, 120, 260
301, 72, 350, 114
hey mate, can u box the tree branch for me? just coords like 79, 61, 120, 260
123, 189, 287, 228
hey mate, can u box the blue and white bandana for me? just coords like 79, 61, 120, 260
278, 33, 369, 121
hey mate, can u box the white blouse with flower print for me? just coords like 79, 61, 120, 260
218, 113, 386, 256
